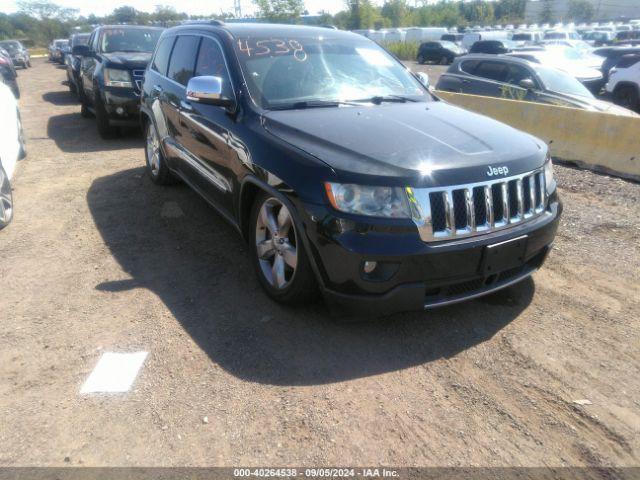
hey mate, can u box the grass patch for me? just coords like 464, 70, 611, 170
382, 41, 419, 61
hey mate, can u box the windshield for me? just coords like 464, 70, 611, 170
72, 34, 90, 47
545, 32, 567, 39
533, 64, 593, 98
99, 28, 162, 54
55, 40, 68, 48
234, 34, 428, 109
513, 33, 533, 41
440, 41, 458, 50
0, 41, 20, 53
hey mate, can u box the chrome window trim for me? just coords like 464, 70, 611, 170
408, 167, 548, 243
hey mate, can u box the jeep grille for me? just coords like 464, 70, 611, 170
408, 168, 548, 242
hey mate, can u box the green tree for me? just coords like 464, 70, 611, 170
494, 0, 526, 23
346, 0, 379, 30
380, 0, 409, 28
253, 0, 305, 23
17, 1, 76, 20
111, 6, 139, 24
539, 0, 555, 23
567, 0, 594, 22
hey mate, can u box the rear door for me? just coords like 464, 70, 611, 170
460, 59, 509, 97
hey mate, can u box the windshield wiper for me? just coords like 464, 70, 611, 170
269, 100, 360, 111
363, 95, 420, 105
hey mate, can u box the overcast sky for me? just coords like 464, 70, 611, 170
0, 0, 350, 17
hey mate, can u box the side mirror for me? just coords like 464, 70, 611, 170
519, 78, 536, 90
186, 76, 234, 108
72, 45, 91, 57
415, 71, 430, 89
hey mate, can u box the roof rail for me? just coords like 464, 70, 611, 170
181, 19, 225, 26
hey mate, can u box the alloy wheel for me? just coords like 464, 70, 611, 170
146, 124, 161, 177
255, 198, 298, 290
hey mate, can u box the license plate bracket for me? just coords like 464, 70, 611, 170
482, 235, 528, 275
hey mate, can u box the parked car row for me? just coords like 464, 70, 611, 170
0, 40, 31, 68
57, 21, 561, 315
48, 38, 69, 64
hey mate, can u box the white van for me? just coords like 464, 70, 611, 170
461, 30, 511, 50
367, 30, 387, 43
385, 28, 406, 42
405, 27, 449, 43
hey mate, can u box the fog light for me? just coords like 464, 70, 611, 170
116, 107, 125, 115
363, 261, 377, 274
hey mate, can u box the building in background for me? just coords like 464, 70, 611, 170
525, 0, 639, 23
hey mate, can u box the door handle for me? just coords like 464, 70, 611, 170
180, 100, 193, 112
152, 84, 163, 95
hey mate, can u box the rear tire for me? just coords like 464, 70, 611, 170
249, 191, 318, 305
417, 54, 425, 65
144, 120, 176, 185
613, 85, 640, 112
0, 165, 14, 230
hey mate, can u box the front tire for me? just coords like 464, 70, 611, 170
0, 165, 14, 230
250, 192, 317, 305
417, 54, 425, 65
94, 93, 118, 139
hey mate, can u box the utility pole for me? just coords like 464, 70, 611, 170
234, 0, 242, 18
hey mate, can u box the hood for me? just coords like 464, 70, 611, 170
585, 97, 640, 117
102, 52, 152, 70
262, 101, 545, 186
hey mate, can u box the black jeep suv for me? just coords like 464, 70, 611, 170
141, 22, 562, 315
73, 25, 163, 138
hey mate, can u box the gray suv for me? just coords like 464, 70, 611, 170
436, 54, 635, 114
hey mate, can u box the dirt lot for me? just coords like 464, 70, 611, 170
0, 58, 639, 468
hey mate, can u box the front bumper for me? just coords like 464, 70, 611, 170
103, 88, 141, 126
303, 194, 562, 316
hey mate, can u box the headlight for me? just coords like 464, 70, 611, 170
324, 183, 411, 218
544, 156, 556, 194
104, 68, 133, 88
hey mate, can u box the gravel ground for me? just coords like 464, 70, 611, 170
0, 59, 638, 468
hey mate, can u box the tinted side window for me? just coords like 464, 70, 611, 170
168, 35, 199, 86
460, 60, 480, 75
474, 61, 508, 82
194, 37, 234, 98
151, 37, 174, 76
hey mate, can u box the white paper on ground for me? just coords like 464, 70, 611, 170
80, 351, 148, 394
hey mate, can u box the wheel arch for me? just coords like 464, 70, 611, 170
238, 175, 328, 291
613, 81, 640, 96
